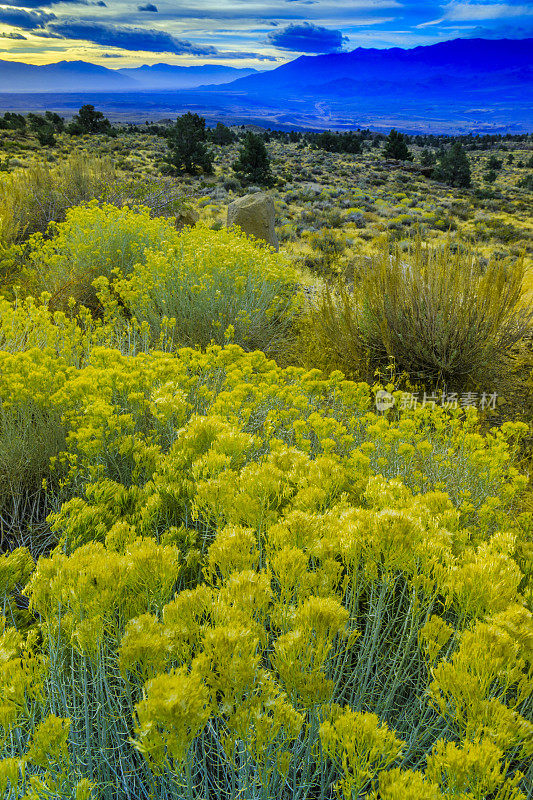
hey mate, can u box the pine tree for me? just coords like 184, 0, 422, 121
487, 154, 502, 171
67, 105, 112, 135
232, 132, 274, 186
383, 129, 413, 161
28, 113, 56, 146
420, 148, 436, 167
45, 111, 64, 132
209, 122, 236, 146
0, 113, 26, 131
36, 124, 56, 147
433, 142, 471, 188
164, 112, 213, 175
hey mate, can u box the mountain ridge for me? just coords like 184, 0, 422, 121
117, 63, 258, 89
221, 38, 533, 94
0, 59, 260, 93
0, 39, 531, 132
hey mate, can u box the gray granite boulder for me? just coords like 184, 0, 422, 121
227, 192, 278, 251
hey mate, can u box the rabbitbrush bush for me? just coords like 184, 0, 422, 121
0, 298, 532, 799
27, 201, 176, 311
108, 224, 300, 354
0, 153, 119, 248
23, 203, 299, 355
306, 238, 532, 390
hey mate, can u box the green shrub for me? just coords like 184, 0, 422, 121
0, 400, 65, 551
0, 348, 69, 549
0, 153, 119, 247
304, 229, 347, 278
302, 238, 532, 390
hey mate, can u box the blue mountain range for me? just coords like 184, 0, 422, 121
0, 38, 531, 132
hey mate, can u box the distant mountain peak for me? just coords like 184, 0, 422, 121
0, 59, 260, 94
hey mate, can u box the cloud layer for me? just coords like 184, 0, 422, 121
46, 19, 218, 54
0, 7, 54, 30
267, 22, 348, 52
0, 0, 531, 65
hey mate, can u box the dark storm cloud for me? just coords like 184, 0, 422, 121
267, 21, 348, 52
207, 50, 278, 59
138, 3, 158, 11
0, 30, 27, 39
0, 7, 54, 29
46, 19, 219, 54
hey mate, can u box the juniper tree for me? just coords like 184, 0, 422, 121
383, 129, 413, 161
164, 112, 213, 175
209, 122, 236, 146
420, 148, 436, 167
433, 142, 471, 188
67, 105, 112, 136
28, 114, 56, 146
232, 132, 274, 186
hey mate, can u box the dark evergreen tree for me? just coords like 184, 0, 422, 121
487, 154, 503, 170
0, 113, 26, 131
433, 142, 472, 188
209, 122, 236, 146
420, 148, 436, 167
28, 113, 58, 144
232, 132, 274, 186
36, 123, 56, 147
45, 111, 64, 131
383, 129, 413, 161
67, 105, 112, 135
164, 112, 213, 175
28, 113, 48, 131
307, 130, 362, 154
518, 173, 533, 190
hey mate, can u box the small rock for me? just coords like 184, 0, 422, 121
175, 206, 199, 229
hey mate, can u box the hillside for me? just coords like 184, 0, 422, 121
0, 125, 532, 798
206, 37, 533, 132
117, 63, 258, 89
0, 60, 259, 93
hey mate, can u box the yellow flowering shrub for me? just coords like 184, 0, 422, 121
0, 284, 531, 797
133, 665, 210, 770
319, 707, 404, 798
112, 224, 301, 354
27, 201, 176, 311
429, 604, 533, 757
426, 737, 526, 800
370, 767, 443, 800
26, 538, 181, 642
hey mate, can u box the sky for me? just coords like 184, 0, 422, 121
0, 0, 532, 67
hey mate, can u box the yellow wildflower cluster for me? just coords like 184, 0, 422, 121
0, 280, 531, 797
